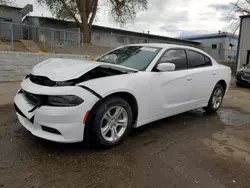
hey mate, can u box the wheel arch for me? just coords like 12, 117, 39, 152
216, 80, 227, 94
84, 91, 139, 140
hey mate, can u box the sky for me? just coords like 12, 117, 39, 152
15, 0, 238, 38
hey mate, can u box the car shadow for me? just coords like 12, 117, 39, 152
32, 108, 220, 153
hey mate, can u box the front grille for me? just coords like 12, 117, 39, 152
22, 90, 40, 105
30, 74, 56, 86
22, 90, 47, 105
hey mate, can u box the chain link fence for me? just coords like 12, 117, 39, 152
0, 21, 83, 54
91, 31, 172, 48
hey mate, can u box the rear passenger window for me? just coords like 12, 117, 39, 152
159, 49, 188, 70
188, 50, 212, 68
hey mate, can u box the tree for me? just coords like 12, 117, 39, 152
231, 0, 250, 15
229, 0, 250, 33
38, 0, 148, 43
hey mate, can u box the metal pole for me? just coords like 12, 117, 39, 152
80, 33, 83, 54
10, 23, 14, 51
78, 30, 81, 54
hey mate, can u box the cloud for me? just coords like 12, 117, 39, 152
14, 0, 236, 37
209, 4, 232, 11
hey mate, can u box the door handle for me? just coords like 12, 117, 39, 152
187, 77, 192, 81
213, 72, 216, 75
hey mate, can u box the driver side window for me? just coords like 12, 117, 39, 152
159, 49, 188, 71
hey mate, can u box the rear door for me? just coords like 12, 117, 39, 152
186, 50, 218, 106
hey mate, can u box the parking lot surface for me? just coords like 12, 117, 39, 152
1, 84, 250, 188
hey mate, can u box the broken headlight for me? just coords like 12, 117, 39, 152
46, 95, 83, 107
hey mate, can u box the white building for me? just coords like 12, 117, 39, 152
236, 15, 250, 70
183, 32, 238, 62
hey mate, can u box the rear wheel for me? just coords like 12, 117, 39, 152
203, 84, 224, 113
88, 96, 133, 148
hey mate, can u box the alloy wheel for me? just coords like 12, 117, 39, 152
212, 88, 223, 109
100, 106, 128, 142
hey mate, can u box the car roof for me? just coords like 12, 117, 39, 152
127, 43, 197, 50
126, 43, 211, 57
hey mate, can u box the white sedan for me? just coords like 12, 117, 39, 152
14, 44, 231, 147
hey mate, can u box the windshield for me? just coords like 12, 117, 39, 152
96, 46, 162, 71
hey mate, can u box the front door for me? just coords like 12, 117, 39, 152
149, 49, 195, 119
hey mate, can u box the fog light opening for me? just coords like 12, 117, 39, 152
41, 126, 61, 135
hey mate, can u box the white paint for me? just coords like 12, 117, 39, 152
14, 43, 231, 143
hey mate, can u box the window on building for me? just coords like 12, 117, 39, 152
159, 49, 188, 70
116, 36, 125, 43
188, 50, 212, 68
212, 44, 217, 49
129, 38, 137, 44
92, 33, 100, 42
229, 43, 234, 50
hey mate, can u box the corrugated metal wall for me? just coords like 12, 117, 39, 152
239, 17, 250, 67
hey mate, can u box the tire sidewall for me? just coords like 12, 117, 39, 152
90, 97, 133, 148
207, 84, 225, 112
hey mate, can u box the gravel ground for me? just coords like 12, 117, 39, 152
0, 84, 250, 188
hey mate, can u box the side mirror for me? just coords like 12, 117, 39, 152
157, 63, 175, 72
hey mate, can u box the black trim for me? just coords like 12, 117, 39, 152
14, 103, 26, 118
78, 85, 103, 99
246, 51, 250, 65
41, 126, 61, 135
187, 50, 213, 69
14, 103, 35, 124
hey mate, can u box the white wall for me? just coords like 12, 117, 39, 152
0, 51, 88, 81
191, 37, 237, 61
239, 17, 250, 67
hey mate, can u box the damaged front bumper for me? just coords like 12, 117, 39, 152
14, 78, 100, 143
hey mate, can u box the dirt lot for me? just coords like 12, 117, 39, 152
1, 84, 250, 188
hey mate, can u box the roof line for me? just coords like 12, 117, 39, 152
240, 15, 250, 19
0, 4, 22, 10
23, 16, 200, 45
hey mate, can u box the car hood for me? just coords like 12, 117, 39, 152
242, 68, 250, 73
31, 58, 138, 81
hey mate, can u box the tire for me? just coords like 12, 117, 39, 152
203, 84, 225, 113
87, 96, 133, 148
236, 82, 243, 87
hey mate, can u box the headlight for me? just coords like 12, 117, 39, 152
46, 95, 84, 107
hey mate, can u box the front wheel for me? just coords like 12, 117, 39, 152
88, 96, 133, 148
203, 84, 225, 113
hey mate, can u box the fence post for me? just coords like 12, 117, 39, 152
64, 30, 66, 44
80, 33, 83, 54
110, 32, 112, 48
50, 29, 54, 53
78, 32, 81, 54
10, 23, 14, 51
